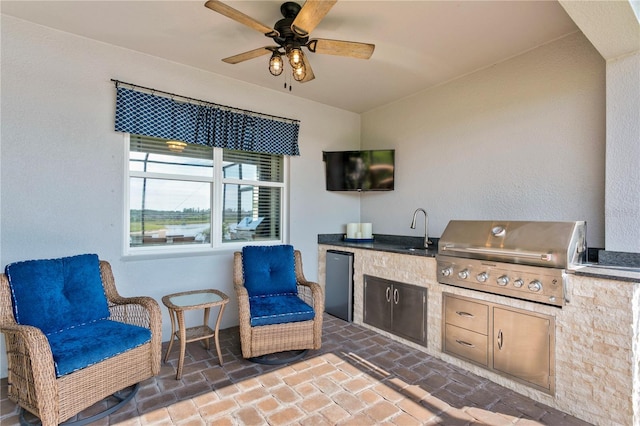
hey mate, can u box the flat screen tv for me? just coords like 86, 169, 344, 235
323, 149, 395, 191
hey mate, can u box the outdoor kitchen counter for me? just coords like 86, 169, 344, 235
571, 264, 640, 282
317, 242, 640, 425
317, 233, 438, 257
318, 233, 640, 283
572, 249, 640, 282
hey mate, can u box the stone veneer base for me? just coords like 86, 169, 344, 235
318, 245, 640, 426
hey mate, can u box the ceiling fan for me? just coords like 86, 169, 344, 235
204, 0, 375, 83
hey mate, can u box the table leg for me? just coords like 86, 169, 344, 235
213, 303, 227, 366
164, 308, 177, 363
203, 307, 211, 350
176, 310, 187, 380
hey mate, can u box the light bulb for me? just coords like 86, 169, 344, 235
166, 140, 187, 153
288, 47, 304, 69
269, 52, 284, 76
293, 63, 306, 81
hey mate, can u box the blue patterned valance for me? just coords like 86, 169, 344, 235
114, 86, 300, 156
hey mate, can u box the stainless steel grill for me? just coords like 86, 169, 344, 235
436, 220, 586, 306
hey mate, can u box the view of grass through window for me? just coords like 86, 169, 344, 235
128, 135, 284, 250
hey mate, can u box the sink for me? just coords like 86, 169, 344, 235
405, 246, 429, 252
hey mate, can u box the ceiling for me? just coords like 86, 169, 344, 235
2, 1, 580, 113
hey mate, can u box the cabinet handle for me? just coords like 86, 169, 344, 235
393, 288, 399, 304
385, 287, 391, 302
455, 339, 475, 348
497, 329, 503, 350
455, 311, 474, 318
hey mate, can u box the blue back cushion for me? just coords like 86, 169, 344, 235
6, 254, 110, 334
242, 245, 298, 297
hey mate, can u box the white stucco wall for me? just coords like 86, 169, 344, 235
0, 16, 361, 377
559, 0, 640, 253
605, 51, 640, 252
360, 32, 606, 248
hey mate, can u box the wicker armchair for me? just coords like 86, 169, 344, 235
0, 254, 162, 426
233, 246, 323, 362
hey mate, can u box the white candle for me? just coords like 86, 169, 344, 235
346, 223, 358, 239
361, 223, 372, 238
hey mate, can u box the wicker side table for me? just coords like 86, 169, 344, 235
162, 289, 229, 379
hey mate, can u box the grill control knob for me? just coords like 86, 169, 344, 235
476, 272, 489, 283
441, 267, 453, 277
513, 279, 524, 288
497, 275, 509, 286
458, 269, 470, 279
528, 280, 543, 292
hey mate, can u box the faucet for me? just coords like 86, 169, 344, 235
410, 208, 432, 248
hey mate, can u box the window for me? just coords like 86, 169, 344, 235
127, 134, 286, 253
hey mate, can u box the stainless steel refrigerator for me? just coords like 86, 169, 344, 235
325, 250, 354, 322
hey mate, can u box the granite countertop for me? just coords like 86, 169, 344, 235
572, 250, 640, 282
570, 264, 640, 282
318, 233, 439, 257
318, 233, 640, 282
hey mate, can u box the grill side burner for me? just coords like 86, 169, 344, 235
436, 220, 586, 307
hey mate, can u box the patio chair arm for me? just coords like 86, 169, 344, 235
234, 283, 251, 324
293, 250, 325, 314
106, 297, 162, 375
234, 282, 254, 358
296, 280, 324, 349
0, 323, 58, 423
107, 296, 161, 328
296, 280, 324, 314
100, 261, 162, 374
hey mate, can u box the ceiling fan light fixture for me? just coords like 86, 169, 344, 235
268, 51, 284, 76
206, 0, 374, 85
292, 62, 307, 81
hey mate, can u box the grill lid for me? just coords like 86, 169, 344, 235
438, 220, 586, 268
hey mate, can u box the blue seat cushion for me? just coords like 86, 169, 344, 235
6, 254, 110, 334
248, 294, 315, 327
46, 319, 151, 377
242, 245, 297, 298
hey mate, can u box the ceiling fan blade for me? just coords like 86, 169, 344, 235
300, 53, 315, 83
291, 0, 337, 37
307, 38, 375, 59
222, 47, 275, 64
205, 0, 279, 37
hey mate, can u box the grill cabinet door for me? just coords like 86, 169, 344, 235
364, 276, 392, 331
493, 307, 552, 391
391, 282, 427, 345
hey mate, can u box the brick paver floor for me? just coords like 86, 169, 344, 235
0, 314, 592, 425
